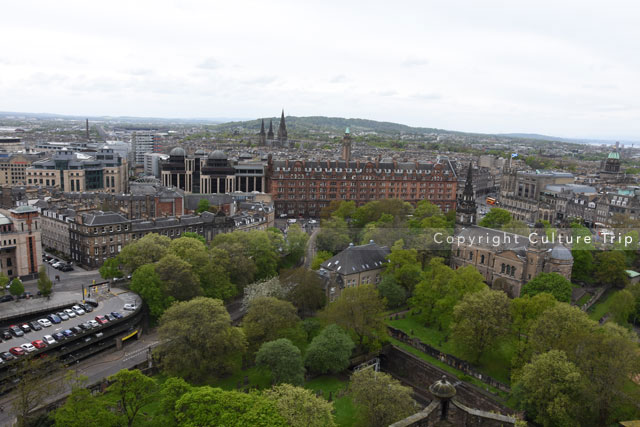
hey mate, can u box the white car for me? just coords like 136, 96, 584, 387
20, 343, 36, 353
72, 305, 85, 315
37, 319, 52, 328
42, 335, 56, 345
64, 308, 77, 318
123, 303, 136, 311
88, 320, 100, 328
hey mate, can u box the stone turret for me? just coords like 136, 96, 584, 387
277, 109, 288, 142
456, 162, 477, 228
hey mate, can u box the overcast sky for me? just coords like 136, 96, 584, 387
2, 1, 640, 140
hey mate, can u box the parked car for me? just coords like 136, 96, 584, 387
57, 312, 70, 321
42, 335, 56, 345
123, 303, 136, 311
95, 315, 108, 325
111, 311, 123, 319
9, 347, 25, 356
18, 292, 33, 299
53, 332, 65, 341
29, 321, 42, 332
71, 326, 83, 335
31, 340, 46, 349
64, 308, 77, 318
48, 258, 58, 265
37, 318, 52, 328
9, 326, 24, 337
20, 343, 36, 353
84, 299, 99, 308
80, 303, 94, 312
1, 351, 16, 361
19, 324, 31, 333
104, 313, 115, 322
71, 305, 85, 315
79, 322, 92, 331
1, 330, 12, 340
0, 295, 13, 303
62, 330, 74, 338
88, 320, 100, 328
47, 314, 62, 324
52, 262, 63, 269
60, 265, 74, 272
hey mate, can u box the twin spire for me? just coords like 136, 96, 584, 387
259, 110, 286, 142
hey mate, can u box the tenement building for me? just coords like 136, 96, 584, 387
0, 206, 42, 280
69, 210, 235, 268
267, 151, 458, 217
0, 153, 32, 186
451, 165, 573, 297
26, 149, 128, 194
41, 207, 76, 257
160, 148, 266, 194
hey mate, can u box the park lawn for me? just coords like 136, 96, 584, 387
388, 314, 515, 384
210, 365, 273, 391
306, 375, 359, 427
576, 292, 592, 306
588, 289, 619, 321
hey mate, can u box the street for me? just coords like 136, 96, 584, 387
23, 251, 103, 296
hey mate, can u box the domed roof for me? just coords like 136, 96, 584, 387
169, 147, 186, 157
208, 150, 227, 160
551, 245, 573, 261
429, 376, 456, 399
194, 149, 205, 155
608, 151, 620, 160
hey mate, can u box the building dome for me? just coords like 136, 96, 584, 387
169, 147, 186, 157
194, 149, 206, 156
608, 151, 620, 160
208, 150, 227, 160
551, 245, 573, 261
429, 376, 456, 399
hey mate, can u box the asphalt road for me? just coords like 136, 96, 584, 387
0, 330, 159, 426
22, 251, 104, 296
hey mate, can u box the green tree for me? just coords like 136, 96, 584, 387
311, 250, 332, 270
9, 278, 24, 299
410, 258, 487, 330
156, 297, 247, 382
255, 338, 305, 386
609, 289, 635, 325
284, 224, 309, 266
319, 284, 387, 352
595, 251, 629, 288
0, 272, 7, 295
129, 263, 172, 320
282, 268, 327, 317
105, 369, 158, 427
521, 272, 573, 303
316, 217, 351, 254
174, 387, 287, 427
502, 219, 530, 236
37, 265, 53, 299
450, 289, 511, 363
196, 198, 211, 214
478, 208, 512, 229
513, 350, 584, 427
384, 240, 422, 293
510, 293, 557, 342
54, 388, 121, 427
182, 231, 206, 244
156, 253, 202, 301
570, 222, 595, 284
211, 243, 257, 291
12, 357, 63, 427
118, 233, 171, 273
243, 297, 302, 352
376, 276, 406, 309
304, 324, 355, 375
99, 257, 123, 281
349, 369, 416, 427
158, 377, 192, 426
263, 384, 336, 427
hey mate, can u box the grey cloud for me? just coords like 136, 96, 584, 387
197, 57, 221, 69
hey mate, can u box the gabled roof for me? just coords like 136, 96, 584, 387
321, 242, 390, 275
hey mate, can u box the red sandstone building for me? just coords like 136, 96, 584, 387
266, 137, 457, 218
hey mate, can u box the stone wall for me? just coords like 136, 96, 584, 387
381, 345, 515, 416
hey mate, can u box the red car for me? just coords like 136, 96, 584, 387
31, 340, 47, 349
9, 347, 25, 356
95, 315, 108, 325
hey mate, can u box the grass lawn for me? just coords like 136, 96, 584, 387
576, 292, 592, 306
588, 289, 618, 321
388, 314, 515, 384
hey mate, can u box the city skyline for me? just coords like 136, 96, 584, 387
2, 1, 640, 140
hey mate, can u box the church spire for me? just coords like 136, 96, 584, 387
259, 119, 266, 145
267, 119, 274, 140
455, 161, 477, 228
277, 109, 288, 142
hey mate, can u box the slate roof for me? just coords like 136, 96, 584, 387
321, 242, 390, 275
81, 211, 128, 226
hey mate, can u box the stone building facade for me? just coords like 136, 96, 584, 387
41, 207, 76, 257
267, 156, 458, 217
0, 206, 42, 280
